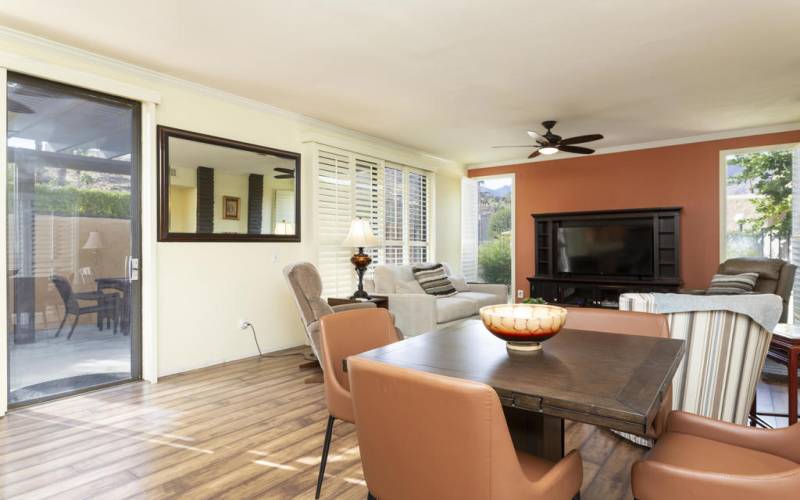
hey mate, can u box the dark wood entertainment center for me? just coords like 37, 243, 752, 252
527, 207, 682, 309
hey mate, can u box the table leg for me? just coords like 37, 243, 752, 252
790, 348, 798, 425
503, 406, 564, 461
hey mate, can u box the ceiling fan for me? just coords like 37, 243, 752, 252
274, 167, 294, 179
493, 120, 603, 159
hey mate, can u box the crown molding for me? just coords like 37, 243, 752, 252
466, 121, 800, 170
0, 25, 462, 173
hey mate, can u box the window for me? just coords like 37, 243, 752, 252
316, 146, 432, 297
722, 144, 799, 320
461, 175, 514, 294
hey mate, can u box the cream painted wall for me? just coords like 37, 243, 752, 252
0, 32, 465, 377
435, 173, 463, 275
168, 185, 196, 233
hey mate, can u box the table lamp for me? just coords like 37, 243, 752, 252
342, 218, 380, 299
82, 231, 104, 271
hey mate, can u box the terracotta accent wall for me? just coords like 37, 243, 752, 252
469, 130, 800, 297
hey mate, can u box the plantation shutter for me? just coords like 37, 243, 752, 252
407, 169, 429, 264
314, 144, 433, 296
353, 156, 383, 271
383, 165, 404, 265
317, 147, 355, 297
461, 178, 479, 281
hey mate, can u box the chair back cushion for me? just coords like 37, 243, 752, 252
564, 308, 669, 338
707, 272, 759, 295
348, 357, 526, 499
320, 309, 399, 421
282, 262, 333, 325
412, 263, 457, 297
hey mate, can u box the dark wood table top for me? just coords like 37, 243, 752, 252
356, 319, 685, 435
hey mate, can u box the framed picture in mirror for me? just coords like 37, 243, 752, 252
157, 126, 300, 242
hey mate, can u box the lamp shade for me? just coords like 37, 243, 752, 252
342, 218, 380, 247
82, 231, 104, 250
274, 220, 294, 235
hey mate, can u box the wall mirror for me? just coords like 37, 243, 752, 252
158, 126, 300, 242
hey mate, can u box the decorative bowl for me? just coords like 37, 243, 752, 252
479, 303, 568, 352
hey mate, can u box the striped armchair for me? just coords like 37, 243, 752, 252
620, 293, 773, 425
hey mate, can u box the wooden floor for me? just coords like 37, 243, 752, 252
0, 349, 794, 500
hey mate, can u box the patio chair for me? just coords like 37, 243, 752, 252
51, 275, 119, 339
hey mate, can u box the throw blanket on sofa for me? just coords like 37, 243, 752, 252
621, 292, 782, 332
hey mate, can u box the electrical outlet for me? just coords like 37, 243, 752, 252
516, 289, 524, 299
239, 319, 251, 330
271, 252, 279, 264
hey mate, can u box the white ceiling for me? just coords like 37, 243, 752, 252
1, 0, 799, 165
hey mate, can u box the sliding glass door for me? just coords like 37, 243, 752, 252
6, 73, 141, 405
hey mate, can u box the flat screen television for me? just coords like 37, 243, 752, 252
556, 219, 654, 277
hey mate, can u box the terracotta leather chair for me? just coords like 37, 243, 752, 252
632, 411, 800, 499
316, 308, 401, 499
348, 356, 583, 500
564, 308, 672, 440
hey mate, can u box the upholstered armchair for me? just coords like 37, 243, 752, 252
687, 257, 796, 322
283, 262, 392, 361
620, 292, 778, 425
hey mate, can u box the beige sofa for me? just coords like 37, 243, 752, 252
365, 263, 508, 337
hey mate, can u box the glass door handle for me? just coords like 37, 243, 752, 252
128, 258, 140, 281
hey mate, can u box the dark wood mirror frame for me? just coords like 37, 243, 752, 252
157, 126, 301, 242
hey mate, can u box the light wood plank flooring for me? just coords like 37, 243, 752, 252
0, 349, 794, 499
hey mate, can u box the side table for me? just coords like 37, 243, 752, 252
327, 295, 389, 309
751, 322, 800, 427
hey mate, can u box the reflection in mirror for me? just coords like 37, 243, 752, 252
159, 127, 300, 241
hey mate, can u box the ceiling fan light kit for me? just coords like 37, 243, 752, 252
494, 120, 604, 159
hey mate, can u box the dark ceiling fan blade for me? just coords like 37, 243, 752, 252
492, 145, 538, 148
528, 150, 541, 159
559, 134, 604, 146
275, 174, 294, 179
8, 99, 34, 114
558, 145, 595, 154
274, 167, 294, 174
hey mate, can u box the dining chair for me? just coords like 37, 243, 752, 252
348, 356, 584, 500
316, 308, 401, 499
51, 275, 119, 339
564, 308, 671, 443
631, 410, 800, 499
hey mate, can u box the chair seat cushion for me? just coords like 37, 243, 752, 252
456, 291, 502, 308
436, 296, 478, 323
648, 432, 798, 475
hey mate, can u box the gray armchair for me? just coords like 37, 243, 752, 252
687, 257, 796, 322
283, 262, 399, 362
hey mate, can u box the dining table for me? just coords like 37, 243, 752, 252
355, 319, 685, 461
